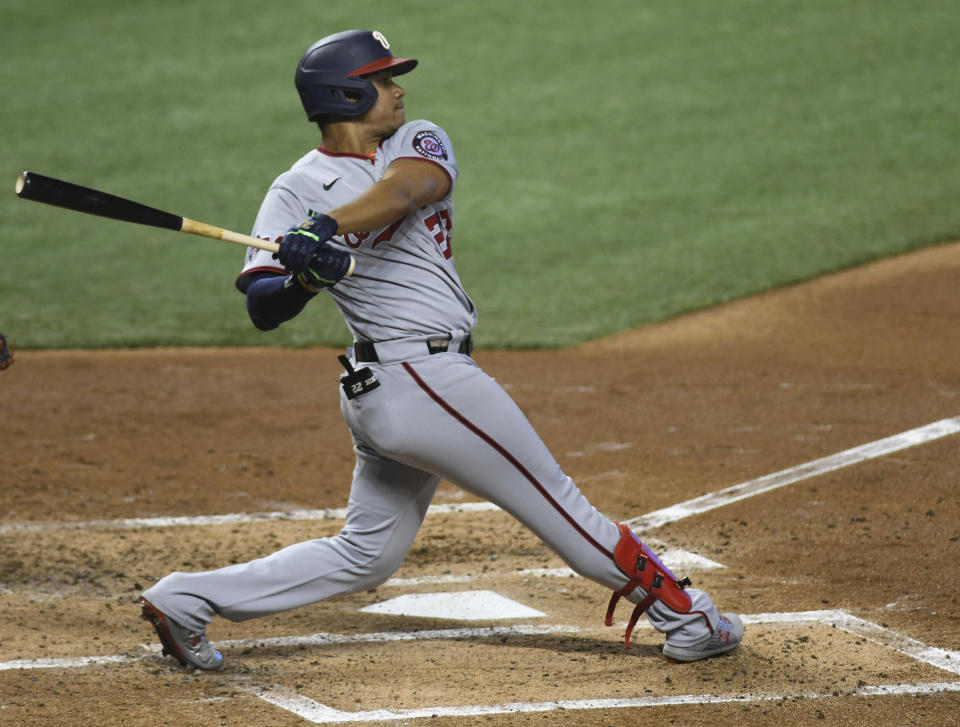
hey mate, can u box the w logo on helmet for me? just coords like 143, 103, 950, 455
372, 31, 390, 49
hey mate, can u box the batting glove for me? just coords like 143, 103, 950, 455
276, 214, 339, 273
298, 245, 354, 291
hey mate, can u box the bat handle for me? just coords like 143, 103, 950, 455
179, 217, 356, 277
180, 217, 279, 253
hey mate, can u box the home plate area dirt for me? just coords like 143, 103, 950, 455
2, 241, 960, 726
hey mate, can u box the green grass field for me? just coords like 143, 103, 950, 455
2, 0, 958, 348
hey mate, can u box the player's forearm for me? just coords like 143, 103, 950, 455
328, 160, 449, 234
328, 178, 419, 234
245, 273, 315, 330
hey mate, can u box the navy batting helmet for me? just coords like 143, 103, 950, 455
295, 30, 417, 122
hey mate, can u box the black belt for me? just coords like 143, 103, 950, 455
354, 335, 473, 363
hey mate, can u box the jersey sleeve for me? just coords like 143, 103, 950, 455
384, 120, 459, 196
235, 179, 308, 292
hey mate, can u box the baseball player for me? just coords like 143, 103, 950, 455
140, 29, 742, 671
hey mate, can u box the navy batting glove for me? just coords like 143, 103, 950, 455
276, 214, 338, 273
299, 245, 354, 291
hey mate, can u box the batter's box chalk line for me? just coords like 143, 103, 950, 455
3, 416, 958, 720
4, 415, 957, 537
219, 609, 960, 724
626, 415, 960, 531
236, 681, 960, 724
3, 609, 960, 724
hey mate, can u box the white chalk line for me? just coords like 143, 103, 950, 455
0, 624, 582, 671
5, 415, 956, 539
5, 609, 958, 671
237, 682, 960, 724
0, 502, 500, 535
0, 555, 722, 606
0, 654, 136, 671
626, 415, 960, 531
382, 548, 725, 589
3, 417, 958, 719
745, 610, 960, 676
232, 609, 960, 723
833, 614, 960, 676
213, 623, 582, 653
5, 610, 959, 723
0, 500, 724, 577
8, 414, 952, 605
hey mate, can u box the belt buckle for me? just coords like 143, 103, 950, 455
427, 337, 451, 355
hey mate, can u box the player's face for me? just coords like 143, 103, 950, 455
361, 70, 406, 137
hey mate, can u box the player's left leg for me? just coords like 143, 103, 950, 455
347, 354, 734, 655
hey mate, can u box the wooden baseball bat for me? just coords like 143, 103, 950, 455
16, 171, 356, 277
15, 171, 280, 253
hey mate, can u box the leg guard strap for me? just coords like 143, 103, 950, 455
605, 522, 693, 648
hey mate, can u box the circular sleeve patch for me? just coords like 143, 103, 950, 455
412, 130, 448, 161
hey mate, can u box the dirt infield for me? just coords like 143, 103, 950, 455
2, 241, 959, 726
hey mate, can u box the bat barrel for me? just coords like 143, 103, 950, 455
15, 171, 184, 231
14, 171, 348, 269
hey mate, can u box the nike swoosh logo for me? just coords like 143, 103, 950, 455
323, 177, 341, 191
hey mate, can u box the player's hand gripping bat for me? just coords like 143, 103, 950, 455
14, 171, 355, 275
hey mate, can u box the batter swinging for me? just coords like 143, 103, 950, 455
140, 29, 743, 671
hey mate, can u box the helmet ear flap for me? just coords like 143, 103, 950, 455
295, 70, 377, 121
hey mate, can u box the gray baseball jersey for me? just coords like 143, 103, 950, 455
144, 118, 725, 660
240, 119, 477, 343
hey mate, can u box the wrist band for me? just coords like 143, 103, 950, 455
295, 272, 322, 294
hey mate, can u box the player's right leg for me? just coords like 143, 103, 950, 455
350, 354, 741, 661
140, 445, 439, 666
